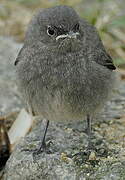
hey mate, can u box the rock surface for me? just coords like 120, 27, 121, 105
0, 36, 125, 180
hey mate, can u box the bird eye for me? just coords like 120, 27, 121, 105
47, 26, 55, 36
74, 23, 80, 31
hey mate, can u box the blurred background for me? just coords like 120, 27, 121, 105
0, 0, 125, 68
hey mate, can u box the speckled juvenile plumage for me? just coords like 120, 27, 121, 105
15, 5, 116, 122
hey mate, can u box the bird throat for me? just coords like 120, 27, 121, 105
57, 38, 82, 54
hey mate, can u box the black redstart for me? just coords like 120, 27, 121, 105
15, 5, 116, 153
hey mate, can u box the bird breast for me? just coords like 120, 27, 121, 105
19, 50, 114, 121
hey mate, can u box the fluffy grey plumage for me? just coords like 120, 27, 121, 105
15, 5, 116, 122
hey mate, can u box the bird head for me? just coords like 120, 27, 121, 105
25, 6, 83, 53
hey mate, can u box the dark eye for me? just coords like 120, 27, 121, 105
47, 26, 55, 36
74, 23, 80, 31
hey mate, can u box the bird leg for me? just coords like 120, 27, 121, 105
38, 119, 49, 152
22, 119, 52, 156
86, 114, 94, 150
86, 114, 91, 137
71, 115, 94, 159
33, 119, 51, 155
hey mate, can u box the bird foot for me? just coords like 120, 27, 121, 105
71, 148, 98, 166
72, 149, 91, 158
33, 140, 53, 156
22, 140, 53, 155
71, 142, 96, 161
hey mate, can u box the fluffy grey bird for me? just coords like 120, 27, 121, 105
15, 5, 116, 152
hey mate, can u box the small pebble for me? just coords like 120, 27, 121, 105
89, 151, 96, 160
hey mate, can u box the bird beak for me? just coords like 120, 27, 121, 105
56, 31, 79, 41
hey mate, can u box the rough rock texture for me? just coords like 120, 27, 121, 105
3, 88, 125, 180
0, 36, 125, 180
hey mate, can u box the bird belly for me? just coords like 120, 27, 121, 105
32, 88, 87, 122
22, 60, 114, 122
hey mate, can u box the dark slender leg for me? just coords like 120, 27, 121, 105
86, 115, 93, 149
71, 115, 95, 159
86, 114, 91, 137
71, 115, 93, 158
34, 119, 49, 154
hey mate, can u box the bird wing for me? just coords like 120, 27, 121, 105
101, 53, 116, 70
93, 49, 116, 70
80, 18, 116, 70
14, 46, 25, 66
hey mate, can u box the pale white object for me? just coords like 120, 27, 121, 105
8, 108, 33, 151
56, 32, 79, 41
